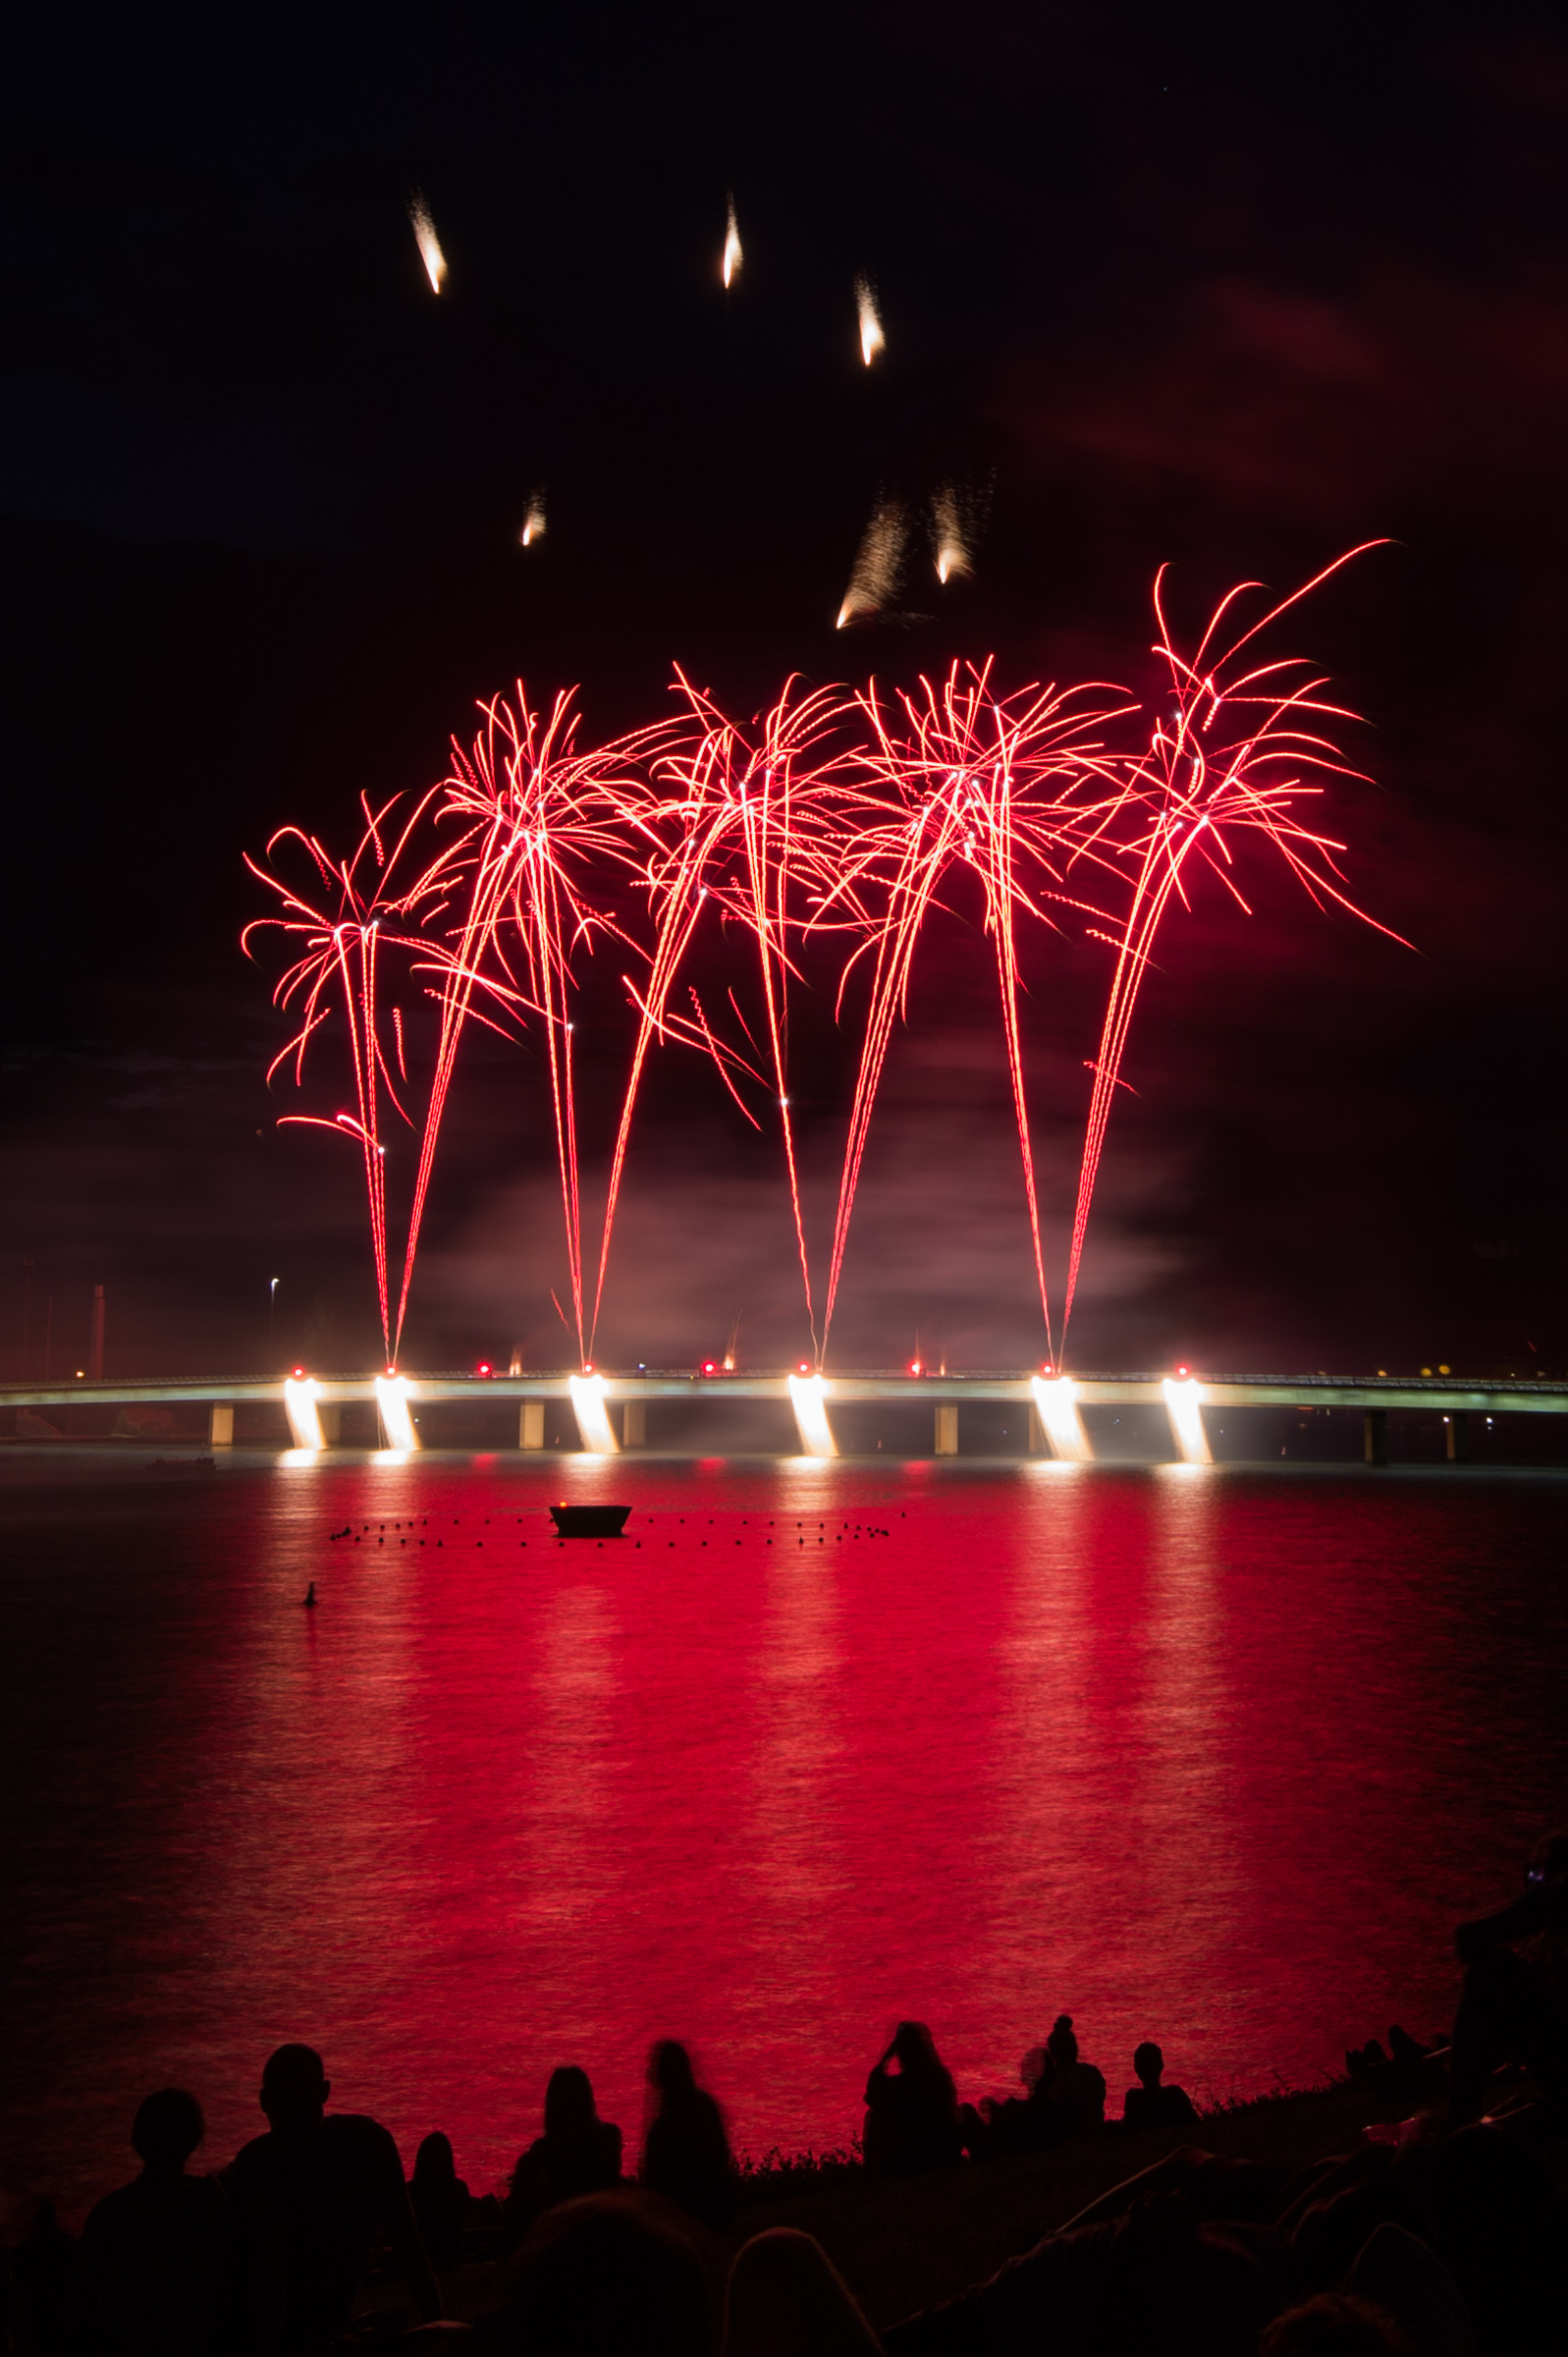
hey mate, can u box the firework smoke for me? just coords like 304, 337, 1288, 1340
408, 192, 447, 294
855, 276, 885, 365
837, 497, 908, 628
723, 195, 742, 288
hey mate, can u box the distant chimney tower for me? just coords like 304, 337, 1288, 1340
88, 1284, 105, 1379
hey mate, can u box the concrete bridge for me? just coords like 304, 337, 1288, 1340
3, 1369, 1565, 1463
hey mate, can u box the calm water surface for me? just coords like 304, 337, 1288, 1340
3, 1449, 1566, 2217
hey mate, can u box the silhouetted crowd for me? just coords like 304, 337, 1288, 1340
4, 1834, 1566, 2357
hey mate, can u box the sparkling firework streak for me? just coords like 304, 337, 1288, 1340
429, 689, 667, 1369
243, 790, 476, 1363
837, 497, 908, 628
593, 675, 855, 1359
1059, 542, 1401, 1346
519, 494, 546, 546
855, 276, 885, 366
248, 552, 1392, 1372
408, 192, 447, 294
723, 195, 742, 288
816, 665, 1132, 1358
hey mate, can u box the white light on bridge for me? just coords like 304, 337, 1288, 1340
1030, 1375, 1093, 1462
375, 1374, 419, 1453
568, 1372, 620, 1454
1162, 1375, 1212, 1464
787, 1372, 837, 1458
283, 1375, 325, 1452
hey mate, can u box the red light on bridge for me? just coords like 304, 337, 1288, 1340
292, 1366, 305, 1379
475, 1360, 494, 1378
701, 1359, 718, 1376
1175, 1363, 1190, 1378
797, 1361, 812, 1376
1042, 1362, 1054, 1376
908, 1358, 922, 1377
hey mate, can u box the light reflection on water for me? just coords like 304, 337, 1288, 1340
2, 1452, 1566, 2215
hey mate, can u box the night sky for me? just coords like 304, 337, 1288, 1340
2, 1, 1565, 1381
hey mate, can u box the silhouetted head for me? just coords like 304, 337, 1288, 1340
1133, 2042, 1164, 2088
494, 2190, 711, 2357
891, 2021, 940, 2075
132, 2088, 204, 2173
649, 2041, 697, 2099
546, 2066, 601, 2138
259, 2043, 330, 2133
1260, 2294, 1414, 2355
1291, 2184, 1415, 2294
1047, 2014, 1078, 2068
413, 2131, 457, 2186
1530, 1829, 1568, 1882
1431, 2121, 1565, 2330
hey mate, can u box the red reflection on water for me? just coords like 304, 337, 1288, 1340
4, 1458, 1568, 2217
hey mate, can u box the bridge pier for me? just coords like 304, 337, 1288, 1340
1445, 1411, 1468, 1463
1364, 1409, 1387, 1466
622, 1401, 646, 1447
519, 1401, 544, 1449
935, 1403, 958, 1455
209, 1404, 234, 1448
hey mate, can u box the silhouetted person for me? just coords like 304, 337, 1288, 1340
506, 2067, 623, 2241
882, 2189, 1275, 2357
1122, 2043, 1199, 2130
724, 2228, 882, 2357
407, 2131, 475, 2274
1039, 2015, 1107, 2140
1430, 2122, 1567, 2354
1446, 1829, 1568, 2125
1260, 2294, 1416, 2356
640, 2041, 736, 2231
65, 2089, 238, 2357
863, 2021, 963, 2178
489, 2190, 712, 2357
230, 2042, 441, 2351
10, 2197, 76, 2357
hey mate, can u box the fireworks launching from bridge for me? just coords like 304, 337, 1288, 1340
245, 549, 1394, 1372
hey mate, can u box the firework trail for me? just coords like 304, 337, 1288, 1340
429, 690, 664, 1369
723, 195, 742, 288
243, 791, 474, 1363
1059, 543, 1399, 1349
837, 497, 908, 628
519, 494, 546, 547
816, 666, 1131, 1359
586, 675, 851, 1361
408, 192, 447, 294
855, 276, 885, 366
931, 484, 975, 584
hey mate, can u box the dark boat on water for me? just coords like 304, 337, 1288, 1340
549, 1503, 632, 1538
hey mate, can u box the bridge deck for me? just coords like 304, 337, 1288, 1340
3, 1372, 1566, 1415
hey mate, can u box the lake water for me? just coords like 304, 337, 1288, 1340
3, 1448, 1566, 2220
